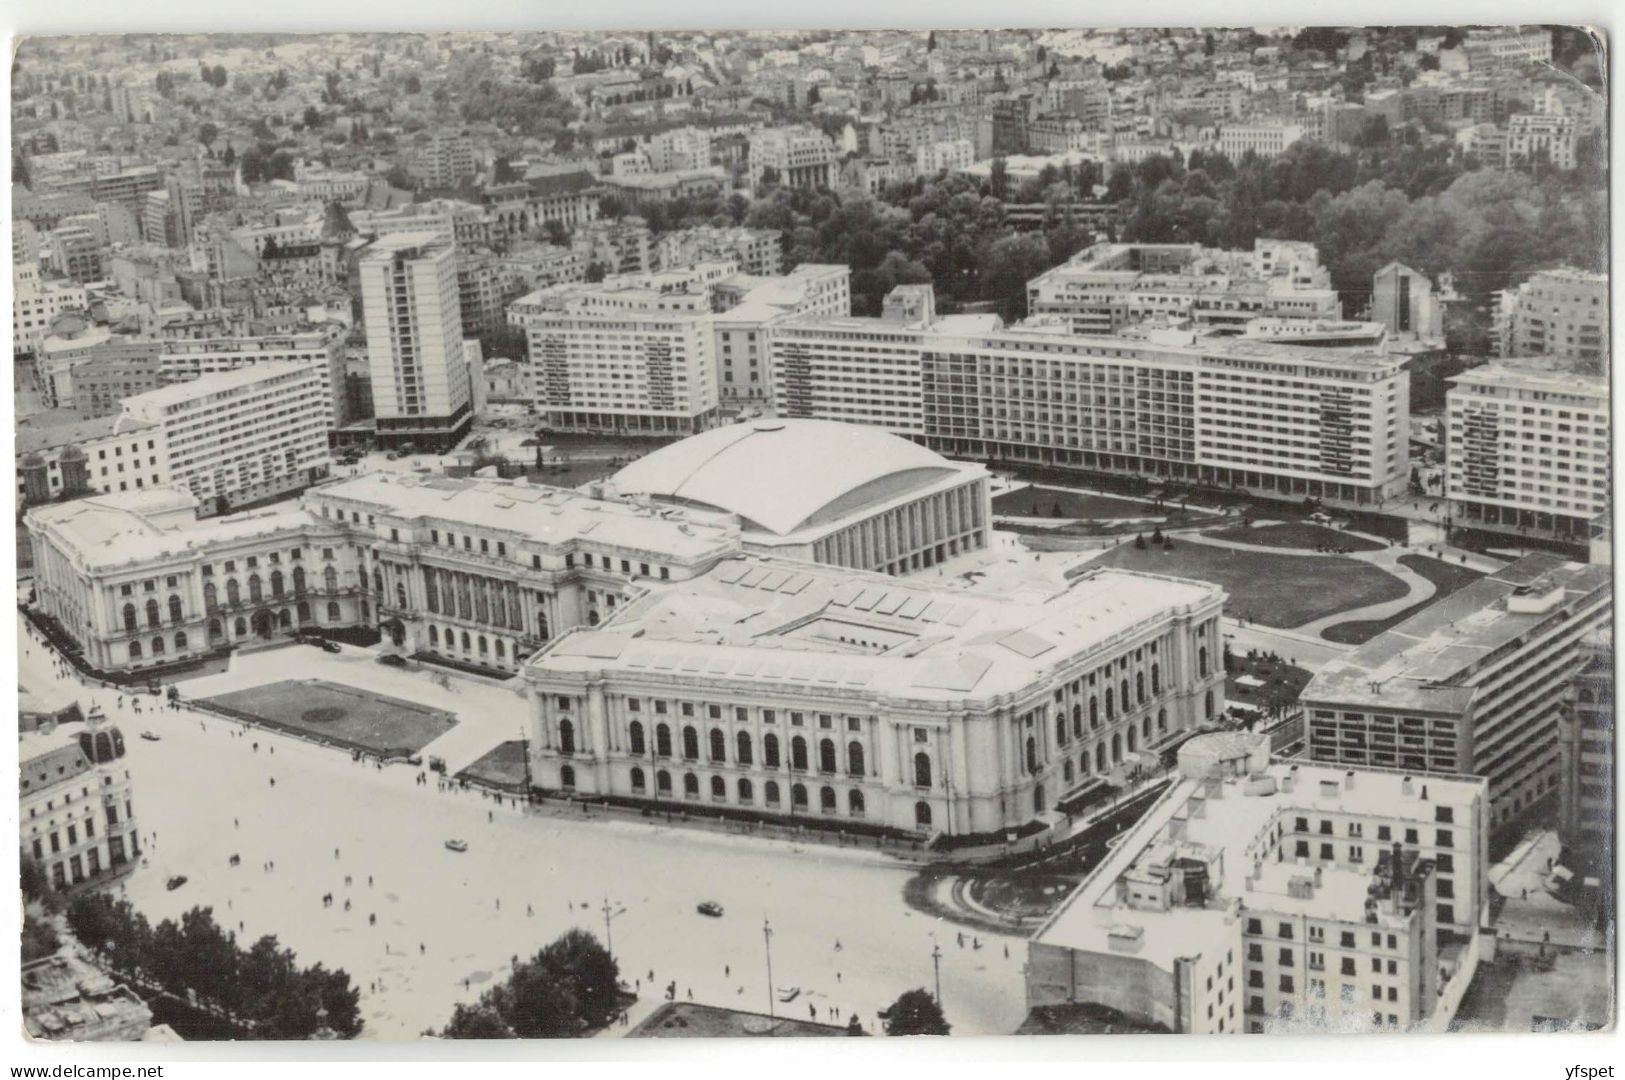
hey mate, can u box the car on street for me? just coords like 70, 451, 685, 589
377, 654, 409, 668
444, 839, 468, 853
166, 875, 187, 891
140, 730, 160, 742
696, 900, 724, 918
320, 640, 342, 654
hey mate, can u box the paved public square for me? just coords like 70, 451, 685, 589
21, 618, 1029, 1039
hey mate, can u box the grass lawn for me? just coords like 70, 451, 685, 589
1320, 554, 1486, 645
993, 486, 1160, 520
521, 460, 622, 488
457, 740, 530, 790
202, 679, 456, 756
1204, 521, 1385, 553
1226, 654, 1313, 712
1091, 540, 1408, 629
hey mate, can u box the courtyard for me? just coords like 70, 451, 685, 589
201, 679, 458, 757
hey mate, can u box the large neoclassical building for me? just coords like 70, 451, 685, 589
607, 418, 992, 576
523, 555, 1226, 836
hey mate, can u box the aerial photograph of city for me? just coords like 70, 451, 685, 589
8, 21, 1613, 1057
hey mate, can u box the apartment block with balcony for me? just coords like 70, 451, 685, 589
1498, 268, 1608, 371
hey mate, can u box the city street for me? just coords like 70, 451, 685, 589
20, 618, 1029, 1039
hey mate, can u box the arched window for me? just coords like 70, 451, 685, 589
683, 773, 699, 797
167, 595, 182, 624
1089, 697, 1099, 727
234, 617, 247, 636
791, 736, 808, 771
123, 604, 137, 632
145, 598, 160, 628
656, 724, 672, 757
1136, 672, 1145, 704
1104, 687, 1115, 718
847, 741, 865, 776
849, 789, 865, 816
1025, 736, 1037, 774
174, 631, 187, 650
296, 601, 310, 624
1063, 759, 1074, 783
1080, 751, 1090, 776
764, 780, 781, 805
326, 602, 340, 621
248, 575, 263, 603
204, 583, 218, 612
293, 567, 306, 595
1111, 733, 1122, 763
1157, 707, 1167, 733
763, 733, 780, 768
1121, 679, 1130, 710
738, 778, 753, 803
271, 570, 285, 598
736, 731, 753, 766
1199, 646, 1209, 678
128, 640, 142, 660
1205, 690, 1214, 720
1151, 663, 1161, 694
371, 569, 382, 594
819, 786, 836, 812
1034, 784, 1046, 814
277, 608, 291, 629
1096, 744, 1107, 772
915, 801, 932, 828
1142, 715, 1152, 740
495, 640, 505, 659
1056, 712, 1068, 746
1127, 727, 1137, 753
656, 770, 671, 794
478, 635, 488, 655
818, 738, 837, 774
630, 767, 646, 792
629, 720, 645, 755
323, 566, 337, 592
461, 631, 471, 650
208, 618, 223, 641
396, 583, 408, 610
791, 783, 808, 808
682, 726, 699, 761
537, 612, 550, 641
709, 728, 726, 763
588, 610, 600, 627
429, 625, 439, 646
227, 579, 241, 606
560, 764, 575, 789
710, 776, 726, 799
914, 752, 932, 789
558, 719, 575, 755
151, 636, 164, 655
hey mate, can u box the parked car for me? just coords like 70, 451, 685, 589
146, 682, 162, 696
377, 654, 409, 668
166, 875, 188, 891
140, 730, 160, 742
696, 901, 724, 918
320, 640, 342, 654
444, 839, 468, 853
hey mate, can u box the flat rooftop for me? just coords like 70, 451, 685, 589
309, 473, 741, 561
533, 556, 1221, 702
123, 360, 313, 407
1303, 554, 1611, 713
17, 410, 154, 455
1032, 756, 1483, 969
1450, 361, 1608, 398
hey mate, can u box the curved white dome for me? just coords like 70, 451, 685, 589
612, 420, 959, 536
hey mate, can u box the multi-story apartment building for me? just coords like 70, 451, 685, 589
120, 362, 332, 511
17, 412, 168, 506
1444, 362, 1609, 540
525, 556, 1225, 834
418, 131, 478, 189
914, 137, 977, 176
1027, 734, 1490, 1033
1461, 26, 1554, 71
573, 217, 654, 276
158, 332, 347, 427
645, 126, 713, 173
13, 262, 87, 356
359, 233, 475, 452
657, 226, 783, 276
1496, 267, 1608, 370
509, 272, 723, 436
1217, 123, 1305, 159
1027, 242, 1340, 336
502, 245, 588, 291
1302, 554, 1612, 834
59, 341, 164, 419
749, 126, 838, 192
1504, 113, 1578, 170
350, 199, 493, 251
1557, 629, 1613, 890
711, 263, 851, 403
479, 171, 603, 247
20, 705, 140, 891
48, 222, 104, 284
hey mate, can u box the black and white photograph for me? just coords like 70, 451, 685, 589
6, 16, 1614, 1060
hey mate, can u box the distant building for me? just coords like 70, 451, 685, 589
711, 263, 850, 403
23, 952, 152, 1042
1557, 629, 1613, 891
1217, 122, 1304, 159
1461, 26, 1554, 71
1026, 732, 1490, 1033
1302, 554, 1612, 833
1497, 267, 1608, 370
657, 226, 783, 277
1504, 113, 1578, 170
573, 218, 654, 276
915, 137, 977, 176
1444, 362, 1609, 540
13, 262, 88, 357
749, 126, 838, 192
418, 130, 478, 189
629, 1002, 855, 1038
158, 332, 347, 427
16, 411, 167, 506
1370, 262, 1443, 341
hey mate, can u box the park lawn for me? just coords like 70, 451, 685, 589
1205, 521, 1385, 553
457, 740, 530, 790
1226, 654, 1313, 712
202, 679, 456, 756
1320, 554, 1486, 645
1090, 540, 1408, 629
992, 486, 1160, 520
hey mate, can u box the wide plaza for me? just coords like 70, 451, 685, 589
20, 617, 1028, 1039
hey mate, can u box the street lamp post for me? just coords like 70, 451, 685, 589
763, 918, 775, 1019
601, 896, 625, 963
931, 938, 943, 1013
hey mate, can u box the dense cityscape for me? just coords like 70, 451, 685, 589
11, 26, 1612, 1046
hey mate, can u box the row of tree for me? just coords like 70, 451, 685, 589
65, 893, 362, 1040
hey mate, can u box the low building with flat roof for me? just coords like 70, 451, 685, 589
628, 1001, 855, 1038
22, 952, 152, 1042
